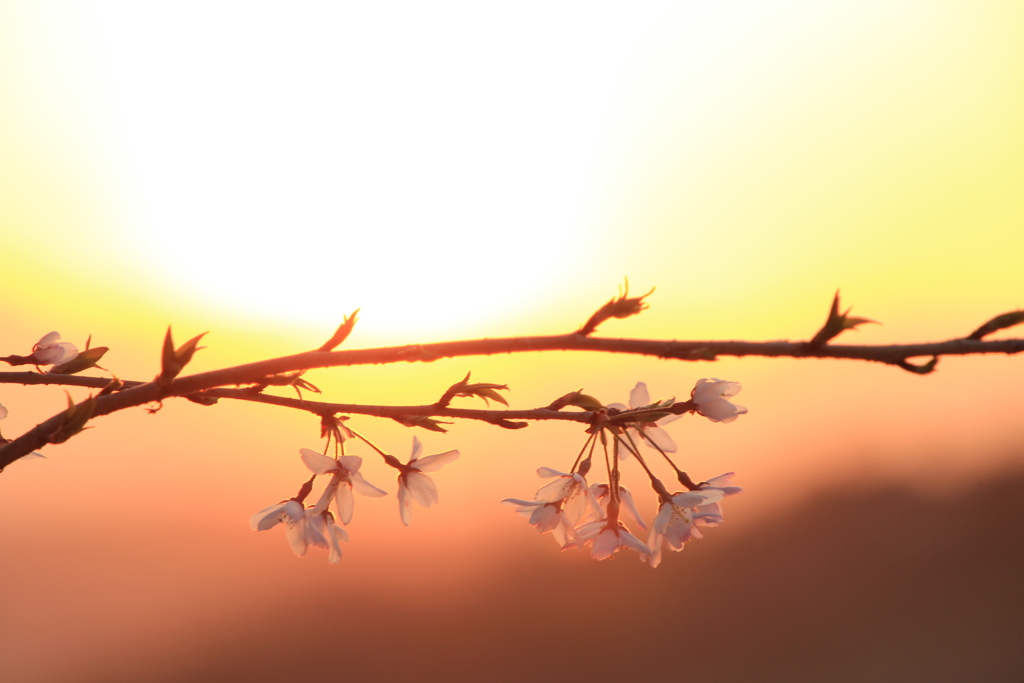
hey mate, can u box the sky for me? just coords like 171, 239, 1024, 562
2, 1, 1023, 681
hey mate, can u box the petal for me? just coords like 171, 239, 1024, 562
562, 488, 589, 525
0, 404, 7, 420
536, 467, 571, 479
655, 413, 682, 428
529, 504, 562, 533
404, 471, 439, 507
327, 529, 343, 564
300, 449, 337, 475
535, 478, 571, 503
36, 331, 60, 347
618, 487, 647, 532
284, 516, 309, 556
408, 436, 422, 463
629, 382, 650, 409
310, 480, 338, 516
501, 498, 540, 507
249, 503, 287, 531
338, 455, 363, 472
304, 513, 329, 550
31, 347, 65, 364
575, 521, 605, 543
672, 490, 723, 507
640, 424, 677, 453
397, 483, 413, 526
351, 471, 388, 498
52, 343, 79, 365
334, 484, 355, 525
698, 398, 746, 423
619, 528, 652, 556
412, 449, 459, 473
590, 529, 619, 560
282, 500, 305, 522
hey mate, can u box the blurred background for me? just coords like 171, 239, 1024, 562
2, 1, 1023, 681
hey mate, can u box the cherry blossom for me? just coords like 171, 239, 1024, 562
575, 520, 652, 560
534, 467, 600, 526
590, 483, 646, 531
31, 332, 78, 366
694, 472, 743, 527
396, 437, 459, 526
608, 381, 680, 456
300, 449, 387, 524
690, 378, 748, 423
310, 509, 349, 564
249, 499, 315, 556
501, 498, 580, 549
645, 487, 731, 568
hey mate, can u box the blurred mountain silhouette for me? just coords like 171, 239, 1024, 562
79, 467, 1024, 683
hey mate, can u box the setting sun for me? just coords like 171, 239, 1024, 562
2, 2, 1023, 682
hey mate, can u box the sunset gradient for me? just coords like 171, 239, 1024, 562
2, 2, 1023, 682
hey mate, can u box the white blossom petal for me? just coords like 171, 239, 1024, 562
404, 471, 439, 507
338, 455, 363, 471
249, 503, 288, 531
37, 332, 61, 347
629, 382, 650, 408
334, 484, 355, 525
351, 471, 388, 498
640, 424, 677, 453
411, 449, 459, 473
300, 449, 337, 475
591, 529, 619, 560
398, 483, 413, 526
536, 467, 571, 479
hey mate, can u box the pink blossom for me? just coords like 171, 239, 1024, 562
300, 449, 387, 524
396, 437, 459, 526
576, 520, 652, 561
690, 378, 747, 423
31, 332, 78, 366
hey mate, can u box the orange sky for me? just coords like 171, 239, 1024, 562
2, 2, 1024, 681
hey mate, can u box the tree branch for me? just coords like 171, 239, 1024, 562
2, 332, 1021, 469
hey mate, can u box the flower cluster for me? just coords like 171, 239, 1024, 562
249, 436, 458, 564
504, 378, 745, 566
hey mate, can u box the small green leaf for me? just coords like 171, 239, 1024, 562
577, 279, 654, 336
808, 291, 878, 348
560, 391, 604, 411
50, 347, 108, 375
174, 332, 207, 366
392, 415, 451, 433
159, 328, 208, 385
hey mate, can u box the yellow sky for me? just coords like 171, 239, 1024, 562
1, 0, 1024, 583
3, 3, 1024, 680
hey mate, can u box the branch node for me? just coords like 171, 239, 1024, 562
896, 356, 939, 375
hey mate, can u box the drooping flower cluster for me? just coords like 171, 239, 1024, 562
503, 378, 746, 566
249, 435, 458, 564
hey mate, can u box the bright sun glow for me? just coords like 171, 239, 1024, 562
92, 3, 676, 333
